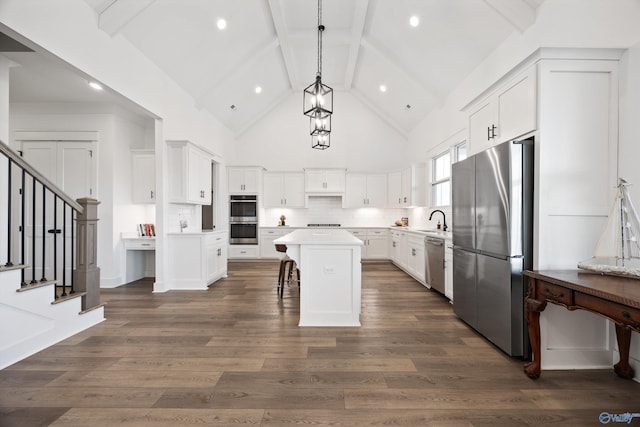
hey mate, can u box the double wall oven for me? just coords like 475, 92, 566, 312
229, 195, 258, 244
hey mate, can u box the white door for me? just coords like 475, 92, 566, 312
20, 141, 94, 285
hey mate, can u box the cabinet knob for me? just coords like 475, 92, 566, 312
150, 190, 154, 199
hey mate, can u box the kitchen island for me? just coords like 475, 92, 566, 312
274, 229, 363, 327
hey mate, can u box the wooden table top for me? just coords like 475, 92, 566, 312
523, 269, 640, 309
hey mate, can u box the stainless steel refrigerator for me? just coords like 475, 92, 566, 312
452, 138, 533, 357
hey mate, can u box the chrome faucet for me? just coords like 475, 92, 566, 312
428, 209, 448, 231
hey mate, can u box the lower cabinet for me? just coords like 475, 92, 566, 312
260, 228, 289, 259
345, 228, 389, 260
228, 245, 260, 259
444, 242, 453, 301
167, 231, 227, 289
207, 233, 228, 283
406, 235, 426, 284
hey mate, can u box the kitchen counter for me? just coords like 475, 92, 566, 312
390, 227, 452, 240
274, 229, 363, 327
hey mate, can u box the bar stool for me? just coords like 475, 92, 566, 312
275, 244, 297, 298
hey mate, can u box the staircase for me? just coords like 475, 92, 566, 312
0, 140, 105, 369
0, 265, 104, 369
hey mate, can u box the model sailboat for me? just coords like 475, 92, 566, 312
578, 178, 640, 278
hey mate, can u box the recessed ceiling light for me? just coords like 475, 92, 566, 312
255, 86, 262, 94
216, 18, 227, 30
409, 15, 420, 27
89, 81, 103, 91
379, 84, 387, 93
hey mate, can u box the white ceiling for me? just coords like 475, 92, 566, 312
5, 0, 546, 136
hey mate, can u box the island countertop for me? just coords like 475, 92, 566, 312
274, 229, 364, 246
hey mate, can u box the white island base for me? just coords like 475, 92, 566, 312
274, 229, 363, 327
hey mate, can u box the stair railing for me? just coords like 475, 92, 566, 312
0, 139, 100, 310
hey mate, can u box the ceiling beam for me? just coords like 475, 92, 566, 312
268, 0, 297, 89
98, 0, 157, 36
482, 0, 537, 33
194, 37, 281, 109
344, 0, 369, 90
360, 37, 445, 103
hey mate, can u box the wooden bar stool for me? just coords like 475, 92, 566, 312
275, 244, 297, 298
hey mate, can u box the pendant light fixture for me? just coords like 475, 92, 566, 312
303, 0, 333, 149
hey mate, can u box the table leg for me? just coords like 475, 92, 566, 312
524, 297, 547, 379
613, 324, 635, 379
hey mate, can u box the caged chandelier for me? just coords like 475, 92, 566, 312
303, 0, 333, 150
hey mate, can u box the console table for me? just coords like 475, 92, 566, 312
523, 270, 640, 379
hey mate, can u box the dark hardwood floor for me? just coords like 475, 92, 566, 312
1, 261, 638, 426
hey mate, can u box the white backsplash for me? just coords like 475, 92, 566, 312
167, 203, 201, 233
262, 196, 406, 227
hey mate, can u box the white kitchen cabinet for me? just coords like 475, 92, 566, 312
390, 229, 408, 269
167, 231, 227, 289
365, 229, 389, 259
345, 173, 387, 208
304, 168, 346, 193
345, 228, 388, 259
260, 227, 289, 258
444, 242, 453, 301
167, 140, 212, 205
228, 166, 262, 194
131, 150, 155, 204
263, 172, 305, 208
466, 66, 536, 155
207, 233, 227, 283
228, 245, 260, 259
387, 164, 425, 207
406, 235, 425, 284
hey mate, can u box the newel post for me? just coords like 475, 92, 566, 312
75, 197, 101, 310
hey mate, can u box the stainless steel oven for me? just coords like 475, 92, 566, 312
229, 195, 258, 244
230, 195, 257, 222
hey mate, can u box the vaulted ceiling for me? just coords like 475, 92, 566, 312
6, 0, 546, 137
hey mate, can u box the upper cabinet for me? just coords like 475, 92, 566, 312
263, 172, 305, 208
228, 166, 262, 194
305, 168, 346, 193
131, 150, 155, 204
387, 164, 425, 208
167, 140, 212, 205
466, 66, 536, 155
345, 173, 387, 208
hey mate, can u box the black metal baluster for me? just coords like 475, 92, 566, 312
30, 177, 36, 284
20, 169, 26, 286
5, 159, 13, 267
41, 183, 47, 283
62, 202, 67, 297
70, 209, 75, 294
53, 194, 58, 298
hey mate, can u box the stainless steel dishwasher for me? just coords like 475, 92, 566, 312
425, 236, 445, 294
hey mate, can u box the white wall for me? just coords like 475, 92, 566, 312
231, 92, 410, 172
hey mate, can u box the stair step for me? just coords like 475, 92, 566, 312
52, 291, 86, 305
80, 302, 106, 315
16, 279, 58, 292
0, 264, 28, 273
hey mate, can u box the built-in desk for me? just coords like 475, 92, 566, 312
523, 270, 640, 379
122, 235, 155, 284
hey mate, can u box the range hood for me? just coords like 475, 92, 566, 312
304, 194, 344, 208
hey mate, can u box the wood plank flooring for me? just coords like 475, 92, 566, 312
1, 261, 638, 426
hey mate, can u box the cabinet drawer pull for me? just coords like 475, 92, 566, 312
543, 286, 564, 299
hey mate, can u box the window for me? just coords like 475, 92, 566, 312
431, 150, 451, 207
454, 141, 467, 162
